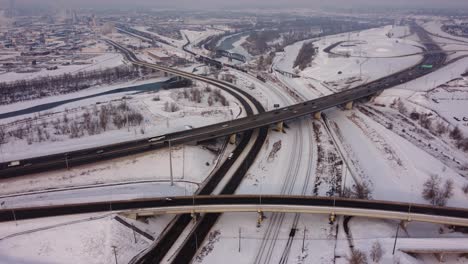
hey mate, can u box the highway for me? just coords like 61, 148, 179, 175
0, 24, 446, 178
1, 195, 467, 227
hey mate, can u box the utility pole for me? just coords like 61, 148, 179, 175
182, 145, 185, 179
12, 210, 17, 226
169, 140, 174, 186
302, 227, 307, 253
238, 227, 242, 252
111, 246, 118, 264
65, 154, 69, 170
132, 224, 137, 244
392, 222, 401, 255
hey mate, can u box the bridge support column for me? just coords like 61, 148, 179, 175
229, 134, 237, 144
314, 112, 321, 120
164, 72, 168, 77
328, 212, 336, 224
275, 121, 285, 133
125, 213, 138, 220
435, 253, 445, 263
191, 211, 200, 222
345, 101, 354, 110
257, 210, 265, 227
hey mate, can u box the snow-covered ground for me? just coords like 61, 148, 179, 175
0, 141, 220, 196
0, 77, 242, 161
0, 212, 175, 264
0, 53, 124, 83
274, 26, 424, 98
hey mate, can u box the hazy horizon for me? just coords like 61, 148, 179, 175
3, 0, 468, 10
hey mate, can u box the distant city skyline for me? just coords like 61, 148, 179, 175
2, 0, 468, 10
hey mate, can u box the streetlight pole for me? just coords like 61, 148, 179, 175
182, 145, 185, 179
392, 222, 401, 255
169, 140, 174, 186
111, 246, 118, 264
302, 226, 307, 253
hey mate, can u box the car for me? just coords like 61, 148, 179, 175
165, 197, 173, 201
222, 124, 229, 128
96, 150, 104, 154
228, 152, 234, 159
8, 161, 20, 167
148, 136, 166, 142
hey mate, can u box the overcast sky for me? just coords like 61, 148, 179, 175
4, 0, 468, 9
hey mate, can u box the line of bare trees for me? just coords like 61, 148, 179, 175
397, 100, 468, 152
294, 42, 317, 70
1, 101, 144, 146
0, 66, 151, 105
177, 87, 229, 107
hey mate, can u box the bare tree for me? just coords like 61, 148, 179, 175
342, 182, 373, 200
422, 174, 454, 206
463, 183, 468, 194
450, 126, 463, 140
370, 241, 384, 263
0, 126, 5, 144
457, 139, 468, 152
348, 249, 368, 264
294, 42, 316, 70
397, 100, 407, 115
419, 114, 432, 129
435, 121, 448, 136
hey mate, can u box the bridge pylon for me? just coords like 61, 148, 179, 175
329, 212, 336, 224
229, 134, 237, 144
257, 210, 265, 227
314, 112, 322, 120
275, 121, 285, 133
191, 211, 200, 222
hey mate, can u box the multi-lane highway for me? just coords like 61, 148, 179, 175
0, 24, 446, 178
1, 195, 467, 226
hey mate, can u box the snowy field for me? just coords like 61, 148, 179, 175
0, 52, 124, 83
0, 212, 175, 264
274, 26, 424, 98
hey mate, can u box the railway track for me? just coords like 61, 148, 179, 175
253, 76, 315, 264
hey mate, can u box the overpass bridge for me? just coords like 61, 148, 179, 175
1, 195, 467, 227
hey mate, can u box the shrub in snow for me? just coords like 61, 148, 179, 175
462, 183, 468, 195
164, 102, 179, 112
348, 249, 368, 264
370, 241, 384, 263
397, 100, 407, 115
450, 126, 463, 141
422, 174, 454, 206
456, 138, 468, 152
342, 182, 373, 200
409, 111, 420, 121
434, 121, 448, 136
419, 114, 432, 130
